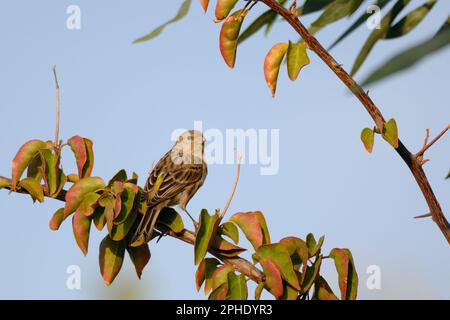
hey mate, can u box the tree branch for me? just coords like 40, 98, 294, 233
0, 175, 265, 283
260, 0, 450, 244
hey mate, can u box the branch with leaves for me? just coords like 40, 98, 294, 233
134, 0, 450, 243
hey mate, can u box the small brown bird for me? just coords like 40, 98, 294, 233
130, 130, 207, 247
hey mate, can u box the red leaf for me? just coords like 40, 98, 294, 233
99, 236, 125, 286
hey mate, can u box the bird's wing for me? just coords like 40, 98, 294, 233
143, 153, 204, 207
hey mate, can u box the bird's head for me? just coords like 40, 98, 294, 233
171, 130, 206, 165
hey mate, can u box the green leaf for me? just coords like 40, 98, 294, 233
310, 0, 364, 34
301, 255, 322, 294
108, 169, 128, 186
99, 236, 126, 286
219, 9, 248, 68
133, 0, 192, 43
202, 258, 221, 293
300, 0, 335, 15
18, 177, 44, 203
194, 209, 220, 265
351, 0, 410, 76
92, 206, 106, 231
382, 118, 399, 148
230, 211, 271, 250
11, 139, 51, 188
215, 0, 239, 21
113, 183, 138, 224
280, 237, 309, 272
280, 281, 299, 300
313, 276, 339, 300
238, 10, 277, 45
329, 0, 393, 50
157, 207, 185, 233
264, 43, 288, 97
255, 244, 300, 291
38, 149, 58, 196
64, 177, 106, 218
26, 154, 42, 181
255, 282, 265, 300
219, 221, 239, 244
386, 0, 437, 39
361, 128, 375, 153
362, 17, 450, 86
226, 273, 248, 300
287, 41, 310, 81
127, 244, 151, 279
49, 208, 65, 231
0, 177, 10, 189
330, 248, 358, 300
72, 210, 92, 255
110, 191, 139, 241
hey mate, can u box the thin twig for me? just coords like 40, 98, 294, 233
52, 66, 61, 147
414, 213, 432, 219
260, 0, 450, 244
416, 125, 450, 157
220, 151, 242, 219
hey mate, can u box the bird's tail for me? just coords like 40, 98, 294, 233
129, 205, 161, 247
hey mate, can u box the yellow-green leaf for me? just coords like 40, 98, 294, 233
127, 244, 151, 279
215, 0, 238, 21
49, 208, 65, 231
64, 177, 105, 218
18, 177, 44, 203
330, 248, 358, 300
382, 118, 399, 148
72, 210, 92, 255
219, 221, 239, 244
194, 209, 220, 265
99, 236, 125, 286
226, 273, 248, 300
361, 128, 375, 153
287, 41, 310, 81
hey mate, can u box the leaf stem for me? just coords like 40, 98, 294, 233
52, 66, 61, 148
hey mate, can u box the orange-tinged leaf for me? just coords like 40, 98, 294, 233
230, 211, 270, 250
26, 154, 42, 181
127, 244, 151, 279
68, 136, 94, 178
313, 276, 339, 300
301, 255, 322, 294
67, 174, 79, 183
330, 248, 358, 300
195, 258, 221, 292
215, 0, 238, 21
11, 140, 51, 188
219, 9, 247, 68
64, 177, 105, 218
260, 258, 283, 298
281, 281, 299, 300
211, 235, 246, 257
361, 127, 375, 153
382, 118, 399, 148
99, 236, 125, 286
92, 206, 106, 231
209, 283, 228, 300
113, 183, 137, 224
18, 177, 44, 203
194, 209, 220, 265
72, 210, 92, 256
49, 208, 65, 231
78, 192, 101, 217
110, 203, 138, 241
68, 136, 87, 178
255, 243, 300, 291
200, 0, 210, 13
211, 264, 234, 291
287, 41, 310, 81
264, 43, 288, 97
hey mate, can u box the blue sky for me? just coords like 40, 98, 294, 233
0, 0, 449, 299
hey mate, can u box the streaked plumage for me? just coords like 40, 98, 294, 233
130, 130, 207, 247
